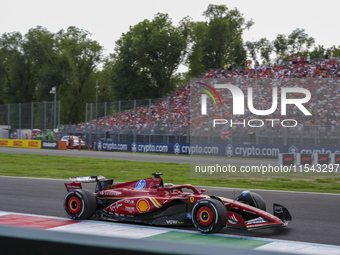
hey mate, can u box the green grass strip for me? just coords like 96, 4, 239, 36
0, 152, 340, 193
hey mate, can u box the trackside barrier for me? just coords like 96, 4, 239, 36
41, 140, 58, 150
95, 141, 340, 159
278, 153, 294, 165
314, 153, 329, 164
330, 153, 340, 164
279, 153, 340, 165
296, 153, 312, 165
0, 225, 289, 255
58, 141, 67, 150
0, 139, 41, 149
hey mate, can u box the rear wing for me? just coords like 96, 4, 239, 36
64, 175, 113, 193
69, 175, 106, 183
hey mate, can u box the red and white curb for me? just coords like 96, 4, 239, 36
0, 211, 340, 254
0, 211, 167, 239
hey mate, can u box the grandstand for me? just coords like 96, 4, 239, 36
58, 57, 340, 147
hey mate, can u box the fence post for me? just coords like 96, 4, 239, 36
284, 127, 287, 145
90, 103, 93, 124
89, 122, 92, 150
58, 100, 61, 131
149, 99, 151, 143
104, 102, 107, 141
8, 104, 10, 134
167, 97, 170, 143
117, 101, 120, 142
85, 103, 88, 123
19, 103, 21, 137
54, 92, 56, 130
44, 101, 46, 131
314, 80, 318, 146
134, 100, 136, 142
31, 102, 33, 130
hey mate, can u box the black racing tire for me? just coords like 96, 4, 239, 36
192, 198, 227, 234
64, 189, 97, 220
251, 192, 266, 211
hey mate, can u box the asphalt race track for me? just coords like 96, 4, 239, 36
0, 147, 339, 246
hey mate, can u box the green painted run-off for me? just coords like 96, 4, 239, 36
145, 231, 270, 249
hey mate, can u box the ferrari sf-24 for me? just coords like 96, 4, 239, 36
64, 173, 291, 234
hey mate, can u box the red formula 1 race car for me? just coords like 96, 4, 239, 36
63, 173, 292, 234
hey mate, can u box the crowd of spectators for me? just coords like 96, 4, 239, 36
190, 77, 340, 139
75, 86, 190, 136
73, 56, 340, 140
206, 55, 340, 79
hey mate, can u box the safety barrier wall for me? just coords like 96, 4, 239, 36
0, 139, 41, 149
95, 140, 340, 159
279, 153, 340, 165
95, 140, 190, 155
41, 140, 59, 149
0, 139, 67, 150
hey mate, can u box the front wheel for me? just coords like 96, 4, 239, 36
236, 191, 266, 211
192, 198, 227, 234
64, 189, 97, 220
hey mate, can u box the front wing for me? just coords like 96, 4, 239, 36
226, 203, 292, 230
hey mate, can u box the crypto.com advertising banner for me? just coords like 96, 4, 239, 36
190, 78, 340, 178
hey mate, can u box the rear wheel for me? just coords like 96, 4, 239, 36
192, 198, 227, 234
64, 189, 97, 220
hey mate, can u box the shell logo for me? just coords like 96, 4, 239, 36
137, 199, 150, 213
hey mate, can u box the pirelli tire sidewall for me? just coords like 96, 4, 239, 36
64, 189, 97, 220
192, 198, 227, 234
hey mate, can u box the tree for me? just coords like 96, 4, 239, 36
0, 26, 104, 124
257, 38, 273, 64
0, 31, 36, 104
309, 45, 326, 59
93, 56, 114, 103
185, 21, 206, 77
328, 45, 340, 58
110, 13, 188, 100
273, 34, 288, 58
245, 38, 273, 64
287, 28, 315, 55
245, 41, 260, 63
56, 26, 103, 123
24, 26, 69, 102
110, 30, 155, 101
188, 4, 253, 76
273, 29, 315, 59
